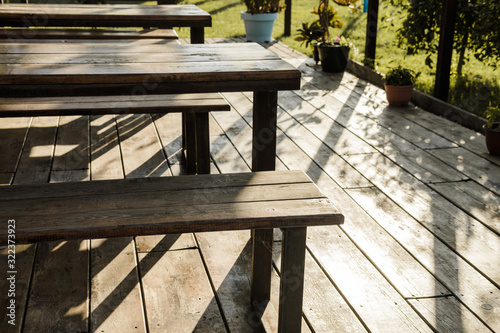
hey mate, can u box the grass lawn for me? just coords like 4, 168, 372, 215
170, 0, 499, 118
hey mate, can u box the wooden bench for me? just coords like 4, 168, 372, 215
0, 3, 211, 44
0, 170, 344, 332
0, 93, 230, 175
0, 27, 178, 40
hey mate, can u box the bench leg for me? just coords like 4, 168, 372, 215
184, 113, 197, 175
251, 228, 273, 311
195, 112, 210, 174
190, 27, 205, 44
278, 227, 307, 333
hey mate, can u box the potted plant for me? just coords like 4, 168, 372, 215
296, 0, 351, 72
241, 0, 285, 42
295, 22, 323, 64
483, 106, 500, 155
384, 66, 417, 106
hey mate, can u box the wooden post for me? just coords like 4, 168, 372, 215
194, 112, 210, 175
252, 91, 277, 172
251, 228, 274, 309
184, 113, 197, 175
250, 90, 278, 313
284, 0, 292, 36
364, 0, 379, 69
190, 27, 205, 44
434, 0, 458, 101
278, 227, 307, 333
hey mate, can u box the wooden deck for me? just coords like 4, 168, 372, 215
1, 38, 499, 332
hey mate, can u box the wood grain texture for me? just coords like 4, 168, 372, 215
90, 115, 124, 180
139, 248, 226, 332
0, 117, 30, 174
0, 171, 343, 244
408, 297, 493, 332
0, 93, 230, 117
346, 186, 500, 331
0, 42, 301, 97
0, 28, 178, 40
11, 116, 58, 185
23, 240, 89, 333
52, 115, 89, 172
0, 4, 212, 28
429, 180, 500, 235
90, 238, 146, 332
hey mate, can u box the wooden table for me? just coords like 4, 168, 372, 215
0, 3, 211, 43
0, 40, 302, 313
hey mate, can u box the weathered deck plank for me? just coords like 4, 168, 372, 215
90, 237, 146, 332
139, 248, 227, 332
0, 117, 30, 176
346, 187, 500, 331
429, 180, 500, 235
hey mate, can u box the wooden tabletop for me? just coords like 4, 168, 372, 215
0, 3, 211, 28
0, 41, 301, 97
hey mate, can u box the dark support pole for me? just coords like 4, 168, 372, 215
434, 0, 458, 102
190, 27, 205, 44
284, 0, 292, 36
250, 90, 278, 313
278, 227, 307, 333
364, 0, 379, 69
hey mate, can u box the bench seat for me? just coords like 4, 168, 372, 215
0, 93, 230, 175
0, 27, 178, 40
0, 93, 228, 117
0, 170, 343, 243
0, 170, 343, 332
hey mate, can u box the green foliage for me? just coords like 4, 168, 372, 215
295, 0, 344, 45
384, 66, 417, 86
485, 106, 500, 130
470, 1, 500, 67
242, 0, 285, 14
395, 0, 500, 72
295, 22, 323, 49
450, 74, 500, 118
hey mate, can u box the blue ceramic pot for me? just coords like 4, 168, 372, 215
241, 12, 278, 43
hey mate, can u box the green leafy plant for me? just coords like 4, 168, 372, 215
242, 0, 285, 14
294, 0, 344, 45
384, 66, 418, 86
295, 22, 323, 49
485, 106, 500, 130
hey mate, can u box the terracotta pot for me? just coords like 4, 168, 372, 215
384, 85, 413, 106
484, 124, 500, 156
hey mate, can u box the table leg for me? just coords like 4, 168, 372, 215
190, 27, 205, 44
184, 27, 204, 173
185, 113, 197, 175
250, 90, 278, 313
195, 112, 210, 174
252, 91, 277, 172
278, 227, 307, 333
